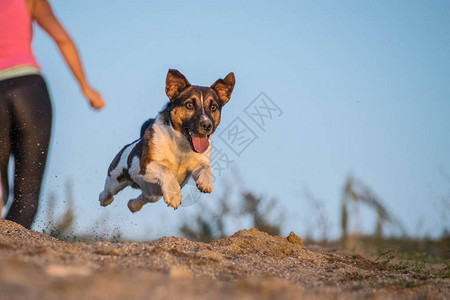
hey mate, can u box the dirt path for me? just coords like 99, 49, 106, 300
0, 219, 447, 299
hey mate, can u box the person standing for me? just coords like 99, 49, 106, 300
0, 0, 105, 228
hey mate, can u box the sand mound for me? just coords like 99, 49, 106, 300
0, 219, 447, 299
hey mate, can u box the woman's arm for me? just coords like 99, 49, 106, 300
31, 0, 105, 109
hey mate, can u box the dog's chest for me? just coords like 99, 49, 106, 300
151, 124, 209, 182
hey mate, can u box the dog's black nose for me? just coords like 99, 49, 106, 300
199, 118, 213, 133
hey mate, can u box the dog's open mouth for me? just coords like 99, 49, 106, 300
190, 132, 209, 153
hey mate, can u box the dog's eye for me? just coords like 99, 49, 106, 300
185, 102, 194, 110
210, 104, 217, 112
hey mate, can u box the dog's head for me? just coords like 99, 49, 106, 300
165, 69, 235, 153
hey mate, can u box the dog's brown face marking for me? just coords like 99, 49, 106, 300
164, 69, 235, 151
169, 86, 222, 133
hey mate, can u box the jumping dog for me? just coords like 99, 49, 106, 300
99, 69, 235, 212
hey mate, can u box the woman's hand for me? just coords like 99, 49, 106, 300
82, 85, 105, 110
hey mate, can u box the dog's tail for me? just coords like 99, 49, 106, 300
140, 118, 155, 138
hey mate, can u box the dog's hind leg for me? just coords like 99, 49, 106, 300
127, 194, 145, 212
127, 182, 162, 213
99, 191, 114, 207
99, 173, 130, 207
127, 194, 161, 213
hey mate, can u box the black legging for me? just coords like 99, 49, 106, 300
0, 74, 52, 229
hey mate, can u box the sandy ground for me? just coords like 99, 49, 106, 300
0, 219, 448, 300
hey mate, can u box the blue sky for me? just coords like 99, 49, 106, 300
26, 0, 450, 240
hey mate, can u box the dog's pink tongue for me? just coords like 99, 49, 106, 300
192, 133, 209, 153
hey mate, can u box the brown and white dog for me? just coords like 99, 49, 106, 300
99, 69, 235, 212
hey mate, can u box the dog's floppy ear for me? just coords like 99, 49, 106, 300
211, 72, 235, 105
166, 69, 191, 101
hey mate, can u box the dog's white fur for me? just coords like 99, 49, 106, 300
99, 114, 213, 212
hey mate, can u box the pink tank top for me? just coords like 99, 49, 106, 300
0, 0, 39, 70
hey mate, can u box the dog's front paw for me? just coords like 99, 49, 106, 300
162, 178, 182, 209
195, 172, 214, 194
